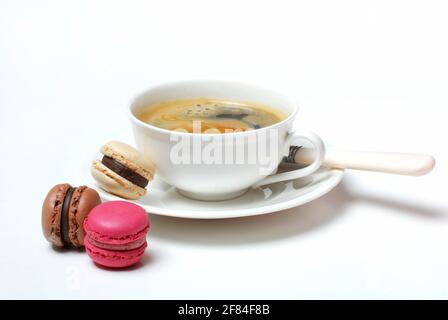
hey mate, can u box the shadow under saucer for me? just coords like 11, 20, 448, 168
149, 175, 447, 246
149, 181, 352, 246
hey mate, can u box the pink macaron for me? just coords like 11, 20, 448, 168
83, 201, 149, 268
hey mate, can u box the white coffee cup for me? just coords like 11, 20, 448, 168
129, 80, 325, 201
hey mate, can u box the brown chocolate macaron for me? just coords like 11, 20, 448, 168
42, 184, 101, 248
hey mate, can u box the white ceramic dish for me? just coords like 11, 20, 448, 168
90, 167, 344, 219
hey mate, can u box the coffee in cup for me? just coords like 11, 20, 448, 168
135, 98, 286, 134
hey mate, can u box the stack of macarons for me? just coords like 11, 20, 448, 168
42, 184, 150, 268
42, 140, 152, 269
91, 141, 155, 200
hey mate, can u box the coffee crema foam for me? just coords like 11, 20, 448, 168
136, 98, 285, 133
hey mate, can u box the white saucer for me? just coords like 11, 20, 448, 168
90, 167, 344, 219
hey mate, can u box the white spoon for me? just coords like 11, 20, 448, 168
284, 146, 436, 176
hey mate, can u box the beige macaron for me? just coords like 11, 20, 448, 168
91, 141, 155, 200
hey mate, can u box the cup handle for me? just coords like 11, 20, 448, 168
254, 129, 326, 187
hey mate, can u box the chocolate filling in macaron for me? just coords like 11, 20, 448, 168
60, 187, 75, 247
101, 156, 149, 188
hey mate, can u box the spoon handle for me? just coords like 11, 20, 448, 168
289, 147, 435, 176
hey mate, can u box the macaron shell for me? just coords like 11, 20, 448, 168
67, 186, 101, 247
85, 238, 147, 268
91, 160, 146, 200
100, 141, 155, 181
84, 201, 149, 245
42, 183, 71, 247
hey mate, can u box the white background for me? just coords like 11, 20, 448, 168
1, 0, 447, 299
